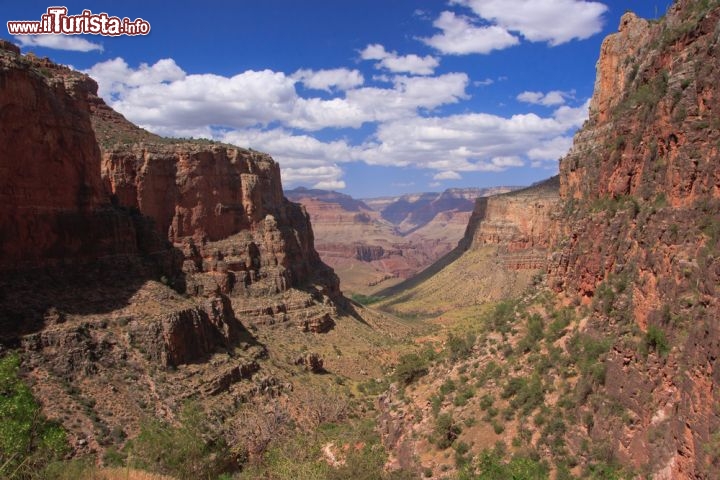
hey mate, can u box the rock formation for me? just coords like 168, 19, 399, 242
460, 177, 560, 270
378, 3, 719, 477
0, 41, 344, 455
547, 2, 720, 476
0, 41, 167, 273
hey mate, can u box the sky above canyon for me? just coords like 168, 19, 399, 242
3, 1, 661, 197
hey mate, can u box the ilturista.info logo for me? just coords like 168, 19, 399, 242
8, 7, 150, 36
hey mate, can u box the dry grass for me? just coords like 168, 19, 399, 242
80, 468, 175, 480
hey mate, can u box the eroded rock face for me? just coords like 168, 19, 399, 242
459, 177, 560, 270
0, 44, 345, 454
0, 43, 147, 271
96, 128, 338, 301
548, 2, 720, 477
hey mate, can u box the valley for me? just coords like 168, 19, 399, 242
1, 1, 720, 479
286, 186, 517, 296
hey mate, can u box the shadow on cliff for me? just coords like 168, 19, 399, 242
336, 297, 371, 327
0, 209, 257, 357
373, 244, 466, 300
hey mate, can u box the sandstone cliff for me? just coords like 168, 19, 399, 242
377, 4, 720, 478
460, 177, 560, 270
0, 41, 167, 273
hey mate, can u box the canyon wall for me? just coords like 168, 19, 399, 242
460, 177, 560, 270
0, 42, 343, 453
0, 41, 168, 272
548, 2, 720, 477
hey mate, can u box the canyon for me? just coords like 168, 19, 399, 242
1, 0, 719, 478
286, 186, 516, 295
0, 39, 409, 465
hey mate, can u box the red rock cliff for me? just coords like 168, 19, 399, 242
460, 177, 560, 270
62, 62, 340, 299
0, 41, 166, 271
549, 2, 720, 477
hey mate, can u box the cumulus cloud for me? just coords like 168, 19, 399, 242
359, 101, 588, 172
422, 11, 519, 55
86, 56, 589, 189
85, 57, 186, 100
517, 90, 570, 106
292, 68, 364, 92
528, 136, 574, 163
360, 43, 439, 75
283, 166, 346, 189
286, 72, 469, 130
14, 34, 103, 52
450, 0, 607, 46
87, 58, 468, 133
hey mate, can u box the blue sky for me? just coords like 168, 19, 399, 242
3, 1, 662, 198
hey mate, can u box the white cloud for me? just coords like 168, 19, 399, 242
433, 170, 462, 180
87, 58, 467, 133
283, 166, 346, 189
85, 57, 185, 100
313, 180, 347, 190
14, 34, 103, 52
359, 101, 588, 172
553, 99, 591, 127
421, 11, 519, 55
474, 78, 495, 87
451, 0, 607, 46
360, 43, 440, 75
517, 90, 569, 106
292, 68, 364, 92
288, 73, 469, 130
85, 56, 589, 189
528, 136, 574, 161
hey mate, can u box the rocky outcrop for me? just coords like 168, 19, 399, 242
547, 2, 720, 477
99, 143, 337, 299
294, 352, 324, 373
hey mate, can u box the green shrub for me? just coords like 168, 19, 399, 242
645, 325, 670, 357
0, 353, 68, 479
472, 448, 549, 480
127, 402, 235, 479
434, 414, 461, 449
440, 379, 456, 395
489, 301, 517, 334
393, 353, 428, 386
479, 393, 494, 410
446, 332, 476, 362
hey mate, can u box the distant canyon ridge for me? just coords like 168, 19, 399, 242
285, 186, 518, 295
